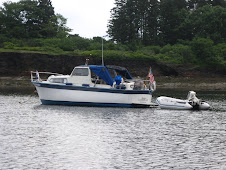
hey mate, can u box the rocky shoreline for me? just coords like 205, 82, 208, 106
0, 52, 225, 92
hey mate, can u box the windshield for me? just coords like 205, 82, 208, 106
71, 68, 89, 76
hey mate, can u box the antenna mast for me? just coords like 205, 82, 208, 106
102, 38, 104, 66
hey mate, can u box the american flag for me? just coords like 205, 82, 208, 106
149, 68, 155, 84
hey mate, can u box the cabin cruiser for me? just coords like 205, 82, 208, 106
31, 65, 156, 107
156, 91, 210, 110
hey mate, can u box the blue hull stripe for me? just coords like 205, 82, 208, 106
32, 81, 152, 94
41, 99, 150, 108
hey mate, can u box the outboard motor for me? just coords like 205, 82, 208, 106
187, 91, 210, 110
187, 91, 199, 102
187, 91, 200, 110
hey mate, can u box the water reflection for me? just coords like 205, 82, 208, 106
0, 87, 35, 95
0, 91, 226, 169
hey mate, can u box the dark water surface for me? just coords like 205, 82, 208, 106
0, 89, 225, 169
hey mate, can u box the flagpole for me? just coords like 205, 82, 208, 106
144, 67, 151, 88
147, 67, 151, 80
102, 38, 104, 66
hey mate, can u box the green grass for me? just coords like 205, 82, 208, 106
0, 48, 73, 55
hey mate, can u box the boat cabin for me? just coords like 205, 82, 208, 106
46, 65, 136, 90
68, 66, 93, 86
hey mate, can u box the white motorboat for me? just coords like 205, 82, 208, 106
156, 91, 210, 110
31, 65, 156, 107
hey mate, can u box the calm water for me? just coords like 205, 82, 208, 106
0, 89, 226, 170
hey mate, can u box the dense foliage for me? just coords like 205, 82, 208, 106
108, 0, 226, 45
0, 0, 225, 70
0, 0, 71, 39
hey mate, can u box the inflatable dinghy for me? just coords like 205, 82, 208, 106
156, 91, 210, 110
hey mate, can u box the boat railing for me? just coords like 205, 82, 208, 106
31, 71, 62, 82
143, 80, 156, 91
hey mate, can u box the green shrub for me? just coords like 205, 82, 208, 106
213, 43, 226, 61
69, 36, 91, 50
160, 44, 172, 54
80, 50, 102, 58
13, 46, 43, 51
0, 35, 8, 47
4, 42, 16, 49
73, 49, 81, 55
154, 54, 171, 63
104, 42, 118, 50
158, 44, 195, 64
88, 42, 102, 51
191, 37, 215, 65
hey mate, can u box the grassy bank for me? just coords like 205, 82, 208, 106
1, 36, 226, 71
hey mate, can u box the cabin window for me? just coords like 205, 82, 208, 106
72, 68, 89, 76
49, 78, 67, 83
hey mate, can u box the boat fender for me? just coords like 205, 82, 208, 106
150, 81, 156, 91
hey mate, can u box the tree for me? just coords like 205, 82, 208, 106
179, 5, 226, 43
108, 0, 160, 45
0, 0, 71, 39
55, 14, 72, 38
187, 0, 226, 10
191, 37, 215, 65
159, 0, 188, 44
37, 0, 57, 37
137, 0, 159, 45
108, 0, 130, 44
108, 0, 225, 46
0, 2, 25, 38
211, 0, 226, 7
19, 0, 41, 38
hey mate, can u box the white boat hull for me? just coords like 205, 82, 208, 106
156, 96, 193, 110
198, 101, 211, 110
33, 82, 153, 107
156, 96, 210, 110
